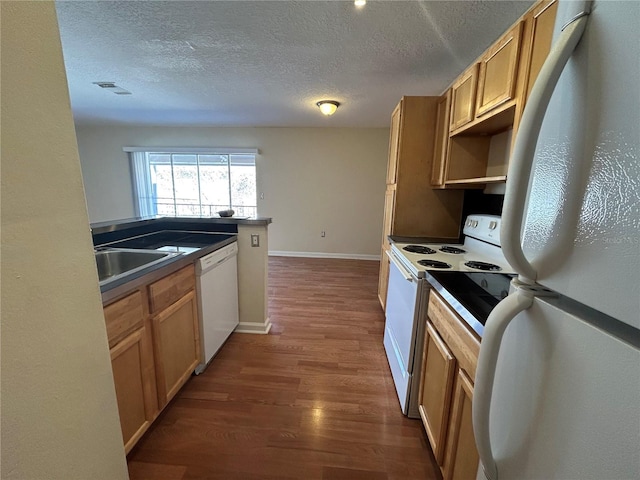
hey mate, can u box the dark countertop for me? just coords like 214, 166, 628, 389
425, 270, 514, 338
91, 215, 272, 235
94, 218, 245, 304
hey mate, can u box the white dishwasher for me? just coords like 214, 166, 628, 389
194, 242, 239, 374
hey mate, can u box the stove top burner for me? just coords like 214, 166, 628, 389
404, 245, 436, 254
418, 259, 452, 269
439, 246, 466, 254
465, 261, 502, 271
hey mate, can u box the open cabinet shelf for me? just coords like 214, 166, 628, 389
445, 175, 507, 186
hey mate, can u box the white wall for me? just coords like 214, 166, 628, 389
1, 3, 128, 478
76, 125, 389, 257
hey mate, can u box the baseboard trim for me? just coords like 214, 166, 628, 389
269, 251, 380, 261
234, 319, 273, 335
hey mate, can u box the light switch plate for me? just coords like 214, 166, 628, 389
251, 234, 260, 247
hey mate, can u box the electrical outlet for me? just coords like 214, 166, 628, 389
260, 192, 265, 200
251, 234, 260, 247
321, 231, 326, 237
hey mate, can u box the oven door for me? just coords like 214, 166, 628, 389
383, 251, 421, 414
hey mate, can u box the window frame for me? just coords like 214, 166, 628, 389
125, 147, 259, 218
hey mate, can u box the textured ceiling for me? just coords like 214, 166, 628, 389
55, 1, 534, 128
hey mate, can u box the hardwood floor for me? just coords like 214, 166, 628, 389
127, 257, 440, 480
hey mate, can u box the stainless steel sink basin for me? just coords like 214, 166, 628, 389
95, 248, 178, 286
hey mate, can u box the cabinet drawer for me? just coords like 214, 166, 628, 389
148, 264, 195, 314
427, 291, 480, 381
104, 291, 144, 348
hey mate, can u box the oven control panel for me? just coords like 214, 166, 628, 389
463, 215, 502, 246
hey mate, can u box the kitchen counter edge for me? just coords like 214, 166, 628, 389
91, 215, 272, 235
99, 235, 237, 305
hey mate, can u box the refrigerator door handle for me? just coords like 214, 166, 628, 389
500, 6, 591, 284
472, 288, 534, 480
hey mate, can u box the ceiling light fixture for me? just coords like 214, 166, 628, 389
316, 100, 340, 116
354, 0, 366, 7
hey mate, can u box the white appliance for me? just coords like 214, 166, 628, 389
392, 216, 514, 276
194, 242, 239, 374
384, 215, 513, 417
473, 1, 640, 479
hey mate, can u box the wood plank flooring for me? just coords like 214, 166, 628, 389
127, 256, 441, 480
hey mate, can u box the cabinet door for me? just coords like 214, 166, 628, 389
152, 290, 200, 407
381, 185, 396, 246
449, 64, 478, 131
476, 22, 523, 117
110, 326, 157, 453
377, 247, 390, 311
386, 101, 402, 185
418, 322, 457, 464
521, 0, 558, 102
431, 91, 452, 187
442, 369, 479, 480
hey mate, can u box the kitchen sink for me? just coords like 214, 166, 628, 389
95, 248, 178, 286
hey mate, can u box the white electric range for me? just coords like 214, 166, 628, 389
384, 214, 515, 418
390, 215, 515, 277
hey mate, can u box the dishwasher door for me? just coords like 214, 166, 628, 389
195, 242, 239, 374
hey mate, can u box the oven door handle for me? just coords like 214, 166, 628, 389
386, 249, 414, 282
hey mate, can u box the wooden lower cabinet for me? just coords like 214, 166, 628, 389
104, 264, 201, 452
152, 290, 200, 407
378, 248, 391, 310
419, 322, 456, 463
442, 369, 479, 480
418, 291, 480, 478
110, 326, 157, 453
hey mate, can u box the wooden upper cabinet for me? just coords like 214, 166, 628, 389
386, 102, 402, 185
431, 91, 452, 188
476, 21, 523, 118
521, 0, 558, 102
450, 64, 478, 131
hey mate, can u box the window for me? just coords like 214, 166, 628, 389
128, 148, 258, 218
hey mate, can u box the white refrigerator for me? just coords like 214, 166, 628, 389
473, 1, 640, 479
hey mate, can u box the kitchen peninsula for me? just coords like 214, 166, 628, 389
92, 215, 272, 452
92, 215, 273, 334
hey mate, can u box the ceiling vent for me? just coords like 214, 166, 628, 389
93, 82, 132, 95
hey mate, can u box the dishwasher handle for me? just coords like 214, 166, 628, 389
197, 242, 238, 275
